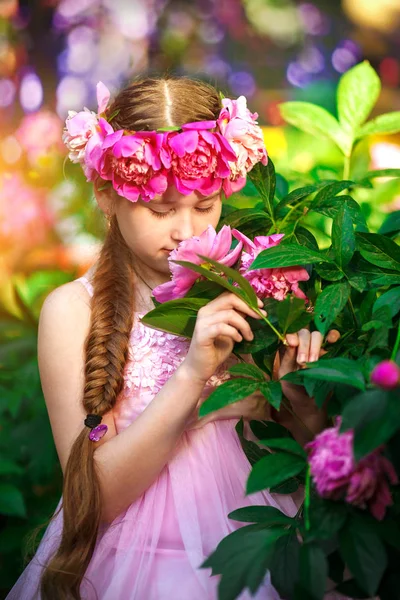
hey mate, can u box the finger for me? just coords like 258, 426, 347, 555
277, 346, 298, 378
208, 322, 243, 344
326, 329, 341, 344
297, 328, 311, 365
202, 293, 266, 319
309, 331, 323, 362
213, 309, 254, 341
285, 333, 299, 347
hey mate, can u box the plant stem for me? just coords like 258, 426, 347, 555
391, 322, 400, 361
304, 466, 311, 531
348, 297, 358, 328
343, 153, 351, 180
254, 309, 287, 344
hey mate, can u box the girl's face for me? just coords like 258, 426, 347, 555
110, 186, 222, 282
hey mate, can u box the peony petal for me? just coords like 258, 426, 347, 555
232, 229, 256, 253
169, 130, 199, 157
96, 82, 111, 114
181, 120, 217, 130
220, 240, 243, 266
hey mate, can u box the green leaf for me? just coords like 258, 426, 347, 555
315, 262, 344, 281
275, 184, 324, 217
258, 437, 306, 459
341, 390, 400, 460
299, 544, 328, 600
292, 227, 319, 251
259, 381, 282, 410
249, 419, 292, 440
332, 202, 355, 268
314, 281, 351, 335
311, 181, 355, 209
199, 379, 259, 417
201, 526, 288, 599
312, 195, 368, 232
197, 254, 259, 308
309, 497, 348, 539
140, 297, 208, 337
220, 208, 271, 231
251, 244, 330, 269
228, 362, 266, 380
379, 211, 400, 236
171, 259, 248, 303
279, 101, 351, 155
357, 168, 400, 186
0, 483, 26, 517
234, 319, 277, 353
339, 515, 387, 596
228, 505, 294, 526
235, 418, 270, 467
337, 60, 381, 133
269, 532, 301, 599
283, 357, 366, 390
247, 452, 305, 494
248, 160, 276, 216
373, 286, 400, 318
276, 296, 310, 335
185, 280, 223, 300
357, 111, 400, 138
356, 232, 400, 272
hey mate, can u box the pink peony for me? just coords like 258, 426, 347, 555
164, 121, 237, 197
306, 419, 398, 520
62, 81, 110, 166
217, 96, 268, 196
15, 110, 63, 163
152, 224, 243, 302
96, 130, 168, 202
232, 229, 309, 301
371, 360, 400, 390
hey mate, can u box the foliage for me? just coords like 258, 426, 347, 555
141, 61, 400, 599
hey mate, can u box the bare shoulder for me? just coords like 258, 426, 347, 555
38, 278, 116, 473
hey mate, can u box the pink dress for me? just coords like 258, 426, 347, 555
6, 276, 344, 600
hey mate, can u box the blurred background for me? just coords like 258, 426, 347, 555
0, 0, 399, 595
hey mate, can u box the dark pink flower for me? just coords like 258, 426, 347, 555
96, 130, 169, 202
153, 225, 243, 302
232, 229, 309, 301
164, 123, 237, 197
306, 419, 398, 520
371, 360, 400, 390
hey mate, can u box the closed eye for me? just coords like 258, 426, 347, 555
149, 205, 215, 218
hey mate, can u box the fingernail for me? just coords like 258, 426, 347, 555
260, 309, 267, 315
309, 355, 317, 363
298, 354, 306, 364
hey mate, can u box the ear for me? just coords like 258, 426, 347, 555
93, 177, 115, 216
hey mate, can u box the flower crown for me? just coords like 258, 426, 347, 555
62, 82, 268, 202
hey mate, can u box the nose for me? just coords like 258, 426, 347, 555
170, 212, 195, 243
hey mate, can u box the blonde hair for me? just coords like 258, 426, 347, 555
31, 75, 222, 600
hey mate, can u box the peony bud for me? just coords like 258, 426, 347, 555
371, 360, 400, 390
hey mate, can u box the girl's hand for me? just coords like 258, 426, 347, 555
186, 389, 270, 431
272, 328, 341, 444
182, 292, 266, 385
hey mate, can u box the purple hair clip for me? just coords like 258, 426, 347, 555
84, 414, 108, 442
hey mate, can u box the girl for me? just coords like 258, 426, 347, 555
7, 76, 340, 600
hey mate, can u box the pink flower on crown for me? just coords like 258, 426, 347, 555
306, 419, 398, 520
96, 130, 169, 202
232, 229, 309, 301
62, 81, 110, 165
153, 225, 243, 302
164, 122, 238, 197
217, 97, 268, 196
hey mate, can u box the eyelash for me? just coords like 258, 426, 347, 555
150, 206, 215, 219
